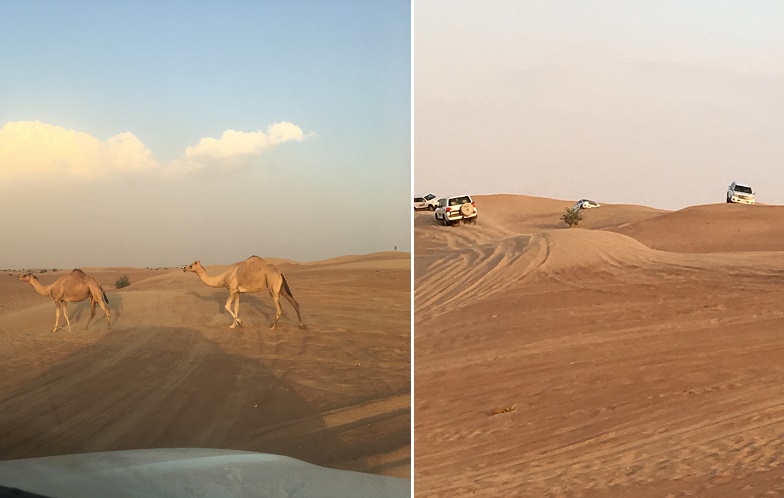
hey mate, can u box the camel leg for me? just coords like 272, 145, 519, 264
62, 302, 72, 331
98, 301, 112, 328
92, 289, 111, 328
98, 298, 111, 328
282, 291, 307, 330
86, 298, 97, 329
52, 301, 61, 333
225, 292, 241, 328
269, 289, 284, 330
233, 293, 241, 326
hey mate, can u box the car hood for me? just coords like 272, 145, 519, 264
0, 449, 410, 498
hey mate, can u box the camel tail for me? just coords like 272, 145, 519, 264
282, 274, 294, 297
101, 287, 109, 304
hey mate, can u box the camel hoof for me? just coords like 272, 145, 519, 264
230, 322, 238, 329
268, 324, 276, 330
299, 324, 308, 330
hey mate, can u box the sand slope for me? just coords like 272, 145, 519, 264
0, 253, 410, 480
415, 195, 784, 496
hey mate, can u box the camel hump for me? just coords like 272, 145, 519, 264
245, 255, 270, 268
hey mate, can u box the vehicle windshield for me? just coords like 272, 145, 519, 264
424, 194, 436, 200
734, 185, 753, 194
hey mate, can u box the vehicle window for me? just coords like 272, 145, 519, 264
414, 197, 424, 202
734, 185, 753, 194
425, 194, 436, 200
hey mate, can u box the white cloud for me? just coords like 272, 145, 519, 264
0, 120, 311, 183
184, 122, 307, 160
0, 120, 157, 181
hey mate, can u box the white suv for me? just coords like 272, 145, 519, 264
414, 193, 439, 211
435, 195, 478, 225
727, 182, 755, 204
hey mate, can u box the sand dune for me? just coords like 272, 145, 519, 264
415, 194, 784, 496
0, 253, 410, 485
615, 203, 784, 253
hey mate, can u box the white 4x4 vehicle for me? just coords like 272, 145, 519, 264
414, 193, 439, 211
435, 195, 478, 225
727, 181, 755, 204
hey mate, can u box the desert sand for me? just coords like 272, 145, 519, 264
415, 194, 784, 496
0, 252, 410, 483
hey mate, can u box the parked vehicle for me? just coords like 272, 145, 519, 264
414, 193, 439, 211
573, 199, 600, 210
435, 195, 478, 225
727, 182, 755, 204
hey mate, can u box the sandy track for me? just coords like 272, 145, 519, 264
415, 195, 784, 495
0, 252, 410, 478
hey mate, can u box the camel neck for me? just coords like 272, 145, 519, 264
27, 277, 53, 297
195, 268, 225, 288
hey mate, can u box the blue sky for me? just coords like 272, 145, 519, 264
415, 1, 784, 210
0, 1, 410, 268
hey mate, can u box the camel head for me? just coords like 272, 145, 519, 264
16, 272, 35, 282
182, 261, 204, 273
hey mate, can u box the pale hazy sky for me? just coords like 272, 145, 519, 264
1, 1, 410, 269
415, 1, 784, 210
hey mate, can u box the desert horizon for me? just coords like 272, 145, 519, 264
415, 193, 784, 496
1, 251, 411, 485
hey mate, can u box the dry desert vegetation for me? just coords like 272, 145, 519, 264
415, 194, 784, 496
0, 252, 410, 479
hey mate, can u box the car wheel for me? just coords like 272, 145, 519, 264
429, 205, 435, 211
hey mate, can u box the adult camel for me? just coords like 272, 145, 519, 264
17, 269, 111, 333
182, 256, 306, 330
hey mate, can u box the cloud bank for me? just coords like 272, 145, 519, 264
0, 120, 310, 182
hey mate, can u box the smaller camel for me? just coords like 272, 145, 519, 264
183, 256, 306, 330
17, 269, 111, 333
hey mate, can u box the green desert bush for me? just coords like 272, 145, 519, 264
561, 207, 583, 228
115, 274, 131, 289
